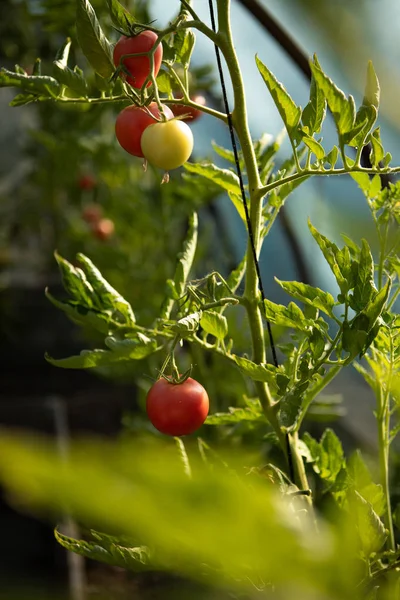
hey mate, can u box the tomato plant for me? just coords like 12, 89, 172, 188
146, 377, 209, 436
170, 95, 206, 122
113, 32, 163, 89
140, 119, 194, 170
115, 103, 173, 157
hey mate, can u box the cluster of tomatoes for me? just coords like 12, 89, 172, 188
78, 176, 114, 241
113, 31, 205, 172
114, 32, 209, 435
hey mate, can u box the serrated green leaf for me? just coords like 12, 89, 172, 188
55, 38, 72, 65
0, 68, 60, 98
55, 528, 151, 571
278, 381, 309, 431
308, 221, 351, 294
206, 402, 266, 425
350, 104, 377, 149
76, 0, 114, 78
263, 299, 313, 332
275, 279, 335, 318
369, 127, 385, 167
200, 310, 228, 340
324, 146, 339, 168
363, 61, 380, 110
303, 429, 344, 484
45, 291, 112, 334
211, 141, 235, 164
54, 252, 94, 307
302, 55, 326, 135
310, 62, 355, 139
233, 355, 280, 385
301, 135, 325, 160
156, 70, 173, 94
256, 56, 301, 138
106, 0, 136, 30
174, 29, 195, 66
53, 61, 88, 96
228, 191, 247, 222
348, 451, 385, 516
9, 93, 38, 106
77, 254, 135, 325
169, 312, 201, 337
183, 162, 241, 196
104, 333, 157, 359
349, 239, 376, 311
350, 491, 387, 556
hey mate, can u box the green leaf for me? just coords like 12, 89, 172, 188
76, 0, 114, 78
350, 491, 387, 556
174, 29, 195, 66
45, 291, 111, 334
347, 451, 385, 516
275, 279, 335, 318
77, 254, 135, 325
9, 93, 38, 106
53, 62, 88, 96
303, 429, 344, 484
0, 67, 60, 98
55, 528, 151, 571
228, 192, 247, 222
301, 135, 325, 160
55, 38, 72, 65
156, 70, 173, 94
310, 62, 355, 139
105, 0, 136, 31
369, 127, 385, 167
323, 146, 339, 169
308, 221, 351, 294
350, 104, 377, 149
46, 333, 157, 368
211, 141, 236, 164
206, 401, 266, 425
363, 61, 380, 110
200, 310, 228, 340
263, 299, 313, 332
278, 381, 310, 431
233, 355, 280, 386
349, 239, 376, 311
168, 312, 201, 337
183, 162, 241, 196
255, 56, 301, 138
302, 55, 326, 135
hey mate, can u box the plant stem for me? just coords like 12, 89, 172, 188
215, 0, 308, 488
377, 406, 395, 551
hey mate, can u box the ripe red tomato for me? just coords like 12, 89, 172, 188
92, 218, 115, 241
146, 377, 209, 436
78, 174, 97, 190
170, 95, 206, 122
115, 103, 173, 157
140, 119, 193, 170
113, 31, 163, 89
82, 204, 102, 224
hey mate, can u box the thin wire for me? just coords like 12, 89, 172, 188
207, 0, 278, 367
207, 0, 295, 485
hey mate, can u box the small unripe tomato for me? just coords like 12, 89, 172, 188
140, 120, 194, 171
78, 174, 97, 190
170, 95, 206, 122
115, 103, 173, 158
146, 377, 209, 436
113, 31, 163, 89
82, 204, 102, 224
92, 218, 115, 241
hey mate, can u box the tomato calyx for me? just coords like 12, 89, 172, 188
160, 365, 193, 386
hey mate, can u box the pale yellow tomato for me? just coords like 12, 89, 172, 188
140, 119, 194, 171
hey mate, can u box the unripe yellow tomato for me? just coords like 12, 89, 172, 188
140, 119, 194, 171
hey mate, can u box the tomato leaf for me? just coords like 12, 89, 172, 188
206, 402, 266, 425
233, 355, 280, 386
55, 528, 151, 571
174, 28, 195, 67
308, 221, 352, 295
45, 291, 112, 334
200, 310, 228, 340
105, 0, 136, 31
76, 0, 114, 78
369, 126, 385, 167
302, 55, 326, 135
275, 278, 335, 318
350, 491, 387, 556
303, 429, 344, 485
263, 299, 313, 332
301, 135, 325, 160
348, 239, 376, 311
0, 67, 61, 98
183, 162, 241, 196
310, 61, 355, 141
255, 55, 301, 140
53, 62, 88, 96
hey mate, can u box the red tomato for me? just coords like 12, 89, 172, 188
115, 103, 173, 158
92, 218, 115, 241
113, 32, 163, 89
82, 204, 102, 224
146, 377, 209, 436
170, 95, 206, 122
78, 174, 97, 190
